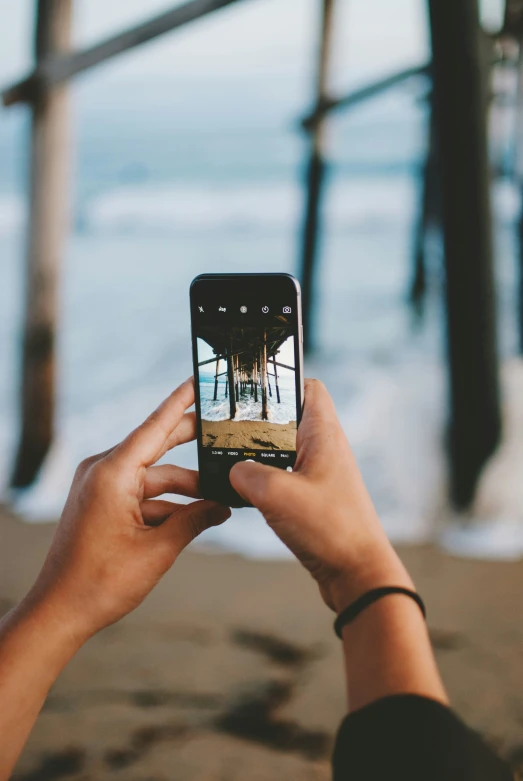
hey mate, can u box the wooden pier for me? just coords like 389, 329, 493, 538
3, 0, 522, 512
198, 326, 294, 421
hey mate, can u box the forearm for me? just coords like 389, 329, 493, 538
0, 594, 81, 780
330, 545, 448, 713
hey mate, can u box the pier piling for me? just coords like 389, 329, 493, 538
409, 97, 437, 318
427, 0, 502, 507
213, 358, 220, 400
11, 0, 72, 489
273, 360, 281, 404
514, 31, 523, 353
261, 334, 268, 421
299, 0, 335, 353
227, 341, 236, 420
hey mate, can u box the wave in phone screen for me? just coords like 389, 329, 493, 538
199, 373, 296, 424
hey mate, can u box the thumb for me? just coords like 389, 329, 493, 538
156, 500, 231, 554
230, 461, 291, 513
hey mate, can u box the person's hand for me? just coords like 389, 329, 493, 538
25, 378, 230, 645
230, 379, 412, 612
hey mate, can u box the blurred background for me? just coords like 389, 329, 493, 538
4, 1, 523, 779
1, 0, 520, 554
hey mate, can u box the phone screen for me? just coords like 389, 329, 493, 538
190, 273, 303, 506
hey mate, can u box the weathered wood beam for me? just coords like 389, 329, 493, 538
227, 343, 236, 420
2, 0, 244, 107
11, 0, 72, 488
427, 0, 502, 508
198, 338, 290, 368
504, 0, 523, 36
514, 33, 523, 352
408, 94, 438, 318
272, 360, 281, 403
299, 0, 336, 353
213, 357, 220, 400
268, 358, 295, 372
261, 336, 268, 420
302, 63, 431, 131
198, 354, 225, 367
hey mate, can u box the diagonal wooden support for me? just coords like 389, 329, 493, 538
2, 0, 243, 107
302, 63, 431, 131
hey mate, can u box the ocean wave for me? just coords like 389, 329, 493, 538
81, 178, 523, 235
0, 196, 25, 237
82, 179, 418, 234
201, 398, 296, 425
200, 377, 296, 425
1, 179, 518, 239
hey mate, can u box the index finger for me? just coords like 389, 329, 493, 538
114, 377, 195, 467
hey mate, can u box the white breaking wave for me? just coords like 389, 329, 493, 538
1, 179, 517, 239
441, 359, 523, 560
202, 398, 296, 425
82, 178, 418, 234
200, 375, 296, 425
82, 178, 522, 235
0, 196, 25, 237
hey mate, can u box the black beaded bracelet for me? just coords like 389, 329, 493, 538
334, 586, 426, 639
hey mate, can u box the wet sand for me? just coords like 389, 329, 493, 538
202, 419, 297, 450
1, 504, 522, 780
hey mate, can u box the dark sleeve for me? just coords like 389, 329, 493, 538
332, 694, 513, 781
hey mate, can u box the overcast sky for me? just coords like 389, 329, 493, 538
0, 1, 505, 97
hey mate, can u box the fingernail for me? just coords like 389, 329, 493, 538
212, 505, 231, 522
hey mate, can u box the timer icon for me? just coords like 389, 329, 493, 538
261, 306, 269, 314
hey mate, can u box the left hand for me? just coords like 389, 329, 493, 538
25, 378, 230, 645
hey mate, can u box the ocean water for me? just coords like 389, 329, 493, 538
1, 78, 522, 559
199, 373, 297, 424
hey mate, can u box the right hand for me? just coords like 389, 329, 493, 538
230, 379, 413, 612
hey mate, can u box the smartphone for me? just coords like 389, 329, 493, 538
190, 273, 304, 507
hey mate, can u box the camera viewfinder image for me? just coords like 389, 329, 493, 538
197, 325, 297, 450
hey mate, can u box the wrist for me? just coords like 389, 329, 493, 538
323, 542, 414, 615
16, 586, 90, 660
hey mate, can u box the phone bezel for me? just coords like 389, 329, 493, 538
190, 272, 304, 506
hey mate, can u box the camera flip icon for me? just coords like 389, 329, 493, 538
282, 306, 292, 314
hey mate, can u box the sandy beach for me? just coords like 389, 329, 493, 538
201, 420, 297, 450
1, 504, 522, 780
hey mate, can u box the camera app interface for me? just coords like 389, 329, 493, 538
193, 285, 299, 472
